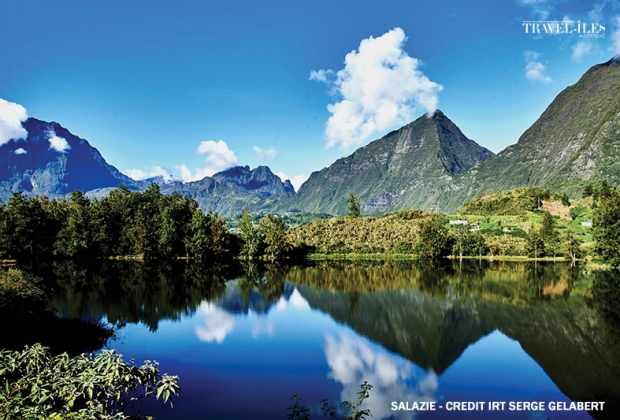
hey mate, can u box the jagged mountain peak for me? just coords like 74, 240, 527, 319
286, 110, 494, 215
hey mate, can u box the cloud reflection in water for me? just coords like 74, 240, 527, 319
194, 302, 237, 344
325, 332, 437, 419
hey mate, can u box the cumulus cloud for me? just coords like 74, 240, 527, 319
324, 332, 437, 419
572, 41, 594, 61
124, 166, 180, 182
194, 302, 237, 344
253, 145, 279, 160
14, 148, 27, 155
311, 27, 443, 149
524, 51, 552, 83
275, 172, 309, 192
0, 98, 28, 146
48, 131, 71, 153
175, 140, 239, 182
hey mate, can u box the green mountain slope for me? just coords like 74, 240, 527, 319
453, 56, 620, 209
282, 110, 494, 215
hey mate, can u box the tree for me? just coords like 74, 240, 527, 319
526, 228, 545, 259
348, 193, 361, 218
239, 208, 260, 259
54, 190, 93, 259
563, 228, 581, 263
416, 214, 451, 260
258, 214, 290, 262
593, 189, 620, 267
540, 211, 560, 258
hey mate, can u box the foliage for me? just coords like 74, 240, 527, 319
458, 187, 551, 216
416, 214, 452, 260
451, 225, 487, 258
526, 229, 546, 259
239, 208, 261, 259
0, 344, 180, 419
258, 214, 291, 262
348, 194, 361, 218
0, 186, 234, 261
287, 382, 373, 420
593, 189, 620, 267
563, 229, 582, 261
540, 211, 560, 257
0, 268, 45, 312
286, 213, 421, 255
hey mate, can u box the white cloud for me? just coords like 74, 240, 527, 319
196, 139, 238, 175
311, 27, 443, 149
194, 302, 237, 344
48, 131, 71, 153
175, 140, 239, 182
324, 332, 437, 420
572, 41, 593, 61
275, 172, 309, 192
309, 69, 334, 83
516, 0, 552, 20
253, 145, 279, 160
524, 51, 552, 83
14, 148, 27, 155
613, 15, 620, 55
0, 98, 28, 146
124, 166, 180, 182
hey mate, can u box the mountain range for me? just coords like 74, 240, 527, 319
1, 56, 620, 216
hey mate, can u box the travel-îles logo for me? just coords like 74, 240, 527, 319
523, 20, 605, 38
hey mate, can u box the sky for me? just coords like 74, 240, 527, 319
1, 0, 620, 191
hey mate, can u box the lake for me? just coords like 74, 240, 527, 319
24, 260, 620, 419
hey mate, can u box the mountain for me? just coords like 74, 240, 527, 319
0, 118, 294, 217
159, 165, 294, 216
281, 110, 494, 215
453, 55, 620, 204
0, 118, 142, 199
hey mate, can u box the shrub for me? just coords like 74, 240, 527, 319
0, 344, 180, 419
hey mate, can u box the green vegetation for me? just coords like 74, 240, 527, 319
457, 187, 552, 216
0, 344, 179, 419
348, 193, 361, 218
0, 185, 233, 262
287, 382, 373, 420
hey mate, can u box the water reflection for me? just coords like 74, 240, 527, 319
194, 303, 237, 343
325, 332, 437, 419
38, 260, 620, 419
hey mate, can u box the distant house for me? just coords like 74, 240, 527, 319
450, 220, 468, 225
581, 221, 593, 227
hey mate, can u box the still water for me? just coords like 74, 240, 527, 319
45, 261, 620, 419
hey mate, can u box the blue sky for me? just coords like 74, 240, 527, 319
1, 0, 619, 191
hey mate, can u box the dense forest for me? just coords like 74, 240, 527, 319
0, 184, 233, 262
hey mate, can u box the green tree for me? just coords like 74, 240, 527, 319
563, 228, 581, 262
54, 191, 93, 259
526, 228, 546, 259
416, 214, 451, 260
258, 214, 290, 262
593, 189, 620, 267
540, 211, 560, 258
348, 193, 361, 218
239, 208, 260, 259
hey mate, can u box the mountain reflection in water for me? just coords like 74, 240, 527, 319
42, 260, 620, 419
